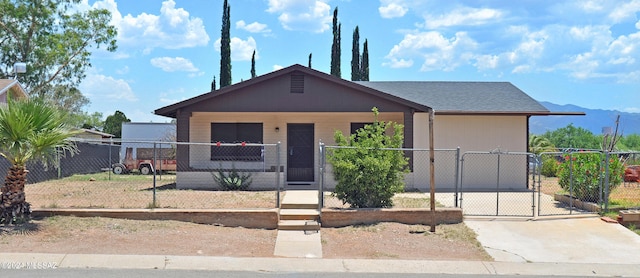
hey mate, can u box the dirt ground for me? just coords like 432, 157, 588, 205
0, 216, 491, 261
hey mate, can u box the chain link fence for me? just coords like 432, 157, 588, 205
15, 138, 283, 210
12, 136, 639, 214
459, 151, 536, 217
319, 145, 459, 209
536, 150, 640, 216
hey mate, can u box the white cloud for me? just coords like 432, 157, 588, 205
266, 0, 332, 33
115, 66, 129, 74
86, 0, 209, 52
214, 37, 258, 61
150, 57, 199, 72
80, 73, 137, 102
273, 64, 284, 71
236, 20, 271, 34
608, 0, 640, 23
384, 31, 478, 71
379, 0, 408, 19
423, 7, 504, 29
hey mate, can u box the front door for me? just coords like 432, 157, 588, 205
287, 124, 314, 183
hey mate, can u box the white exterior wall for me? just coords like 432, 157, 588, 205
411, 113, 528, 191
178, 112, 403, 189
120, 122, 176, 161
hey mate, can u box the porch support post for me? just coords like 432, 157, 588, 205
176, 109, 191, 171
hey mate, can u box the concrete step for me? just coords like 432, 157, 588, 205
279, 209, 320, 221
280, 203, 318, 209
278, 220, 320, 231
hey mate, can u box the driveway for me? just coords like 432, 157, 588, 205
465, 217, 640, 264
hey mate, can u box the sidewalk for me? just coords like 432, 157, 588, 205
1, 253, 640, 276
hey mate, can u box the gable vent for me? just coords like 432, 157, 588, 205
290, 74, 304, 93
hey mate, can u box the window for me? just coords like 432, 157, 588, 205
351, 122, 374, 142
350, 122, 370, 135
211, 123, 263, 161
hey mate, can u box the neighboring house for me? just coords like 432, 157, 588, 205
155, 64, 578, 191
120, 122, 176, 162
74, 129, 115, 143
0, 79, 28, 103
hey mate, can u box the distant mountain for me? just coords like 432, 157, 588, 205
530, 101, 640, 135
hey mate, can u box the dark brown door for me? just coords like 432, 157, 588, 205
287, 124, 314, 182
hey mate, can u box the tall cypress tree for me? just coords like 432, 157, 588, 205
361, 39, 369, 81
219, 0, 232, 87
330, 7, 341, 78
250, 50, 256, 78
211, 75, 216, 91
308, 53, 312, 68
351, 26, 360, 81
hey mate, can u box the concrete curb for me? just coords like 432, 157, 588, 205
1, 253, 640, 276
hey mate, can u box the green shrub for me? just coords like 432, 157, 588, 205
540, 157, 559, 177
212, 165, 252, 191
557, 153, 625, 202
328, 108, 408, 208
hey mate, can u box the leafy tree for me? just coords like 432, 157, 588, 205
250, 50, 256, 78
543, 124, 600, 150
351, 26, 360, 81
529, 134, 556, 154
619, 134, 640, 151
103, 110, 130, 138
72, 111, 103, 130
361, 39, 369, 81
0, 0, 117, 99
219, 0, 232, 87
329, 107, 408, 208
0, 98, 79, 224
330, 7, 341, 78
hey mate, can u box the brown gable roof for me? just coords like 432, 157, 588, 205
154, 64, 432, 118
0, 79, 28, 99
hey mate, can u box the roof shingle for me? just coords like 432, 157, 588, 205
355, 81, 549, 113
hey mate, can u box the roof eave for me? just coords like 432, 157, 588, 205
434, 111, 585, 116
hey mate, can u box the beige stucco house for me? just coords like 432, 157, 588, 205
0, 79, 28, 104
155, 64, 561, 191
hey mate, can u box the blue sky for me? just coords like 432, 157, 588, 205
78, 0, 640, 122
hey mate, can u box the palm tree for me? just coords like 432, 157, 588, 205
529, 134, 557, 154
0, 98, 79, 224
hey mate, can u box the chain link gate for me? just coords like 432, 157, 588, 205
459, 151, 536, 217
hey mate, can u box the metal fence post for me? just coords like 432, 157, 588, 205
459, 153, 465, 208
603, 151, 611, 212
454, 147, 460, 207
276, 142, 281, 208
152, 142, 157, 208
319, 141, 325, 210
108, 137, 112, 181
495, 152, 501, 216
568, 152, 574, 213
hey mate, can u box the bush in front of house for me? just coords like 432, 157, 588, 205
328, 108, 408, 208
212, 165, 252, 190
541, 157, 560, 177
557, 153, 624, 202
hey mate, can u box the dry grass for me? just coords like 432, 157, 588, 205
321, 222, 491, 260
25, 172, 281, 209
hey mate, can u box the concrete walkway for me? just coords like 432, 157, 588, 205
273, 190, 323, 258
